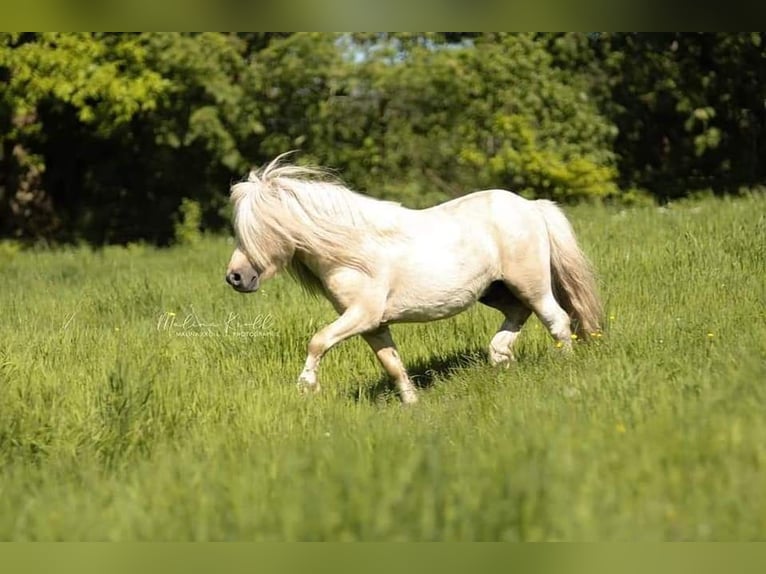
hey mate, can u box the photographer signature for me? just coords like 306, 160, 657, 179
156, 307, 275, 337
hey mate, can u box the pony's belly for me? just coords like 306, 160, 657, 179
380, 255, 496, 324
382, 292, 478, 324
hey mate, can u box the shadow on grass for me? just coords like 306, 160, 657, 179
352, 347, 488, 403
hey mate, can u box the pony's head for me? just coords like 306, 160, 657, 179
225, 203, 291, 293
225, 153, 395, 294
225, 158, 295, 293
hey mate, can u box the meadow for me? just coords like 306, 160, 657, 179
0, 193, 764, 541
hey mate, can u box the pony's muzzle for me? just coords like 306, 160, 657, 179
226, 271, 259, 292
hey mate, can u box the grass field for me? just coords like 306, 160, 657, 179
0, 193, 764, 541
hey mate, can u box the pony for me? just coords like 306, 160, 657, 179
226, 154, 602, 404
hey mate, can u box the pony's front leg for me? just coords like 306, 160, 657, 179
297, 305, 380, 394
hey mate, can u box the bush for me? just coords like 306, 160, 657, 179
3, 33, 764, 244
304, 33, 619, 204
173, 198, 203, 246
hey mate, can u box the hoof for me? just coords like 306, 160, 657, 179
297, 381, 321, 395
489, 353, 514, 367
297, 371, 320, 394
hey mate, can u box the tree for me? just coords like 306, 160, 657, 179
310, 33, 618, 205
0, 32, 263, 243
1, 33, 167, 240
592, 33, 766, 198
4, 33, 762, 245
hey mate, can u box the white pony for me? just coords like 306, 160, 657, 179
226, 155, 602, 404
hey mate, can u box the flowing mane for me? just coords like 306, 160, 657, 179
230, 155, 401, 285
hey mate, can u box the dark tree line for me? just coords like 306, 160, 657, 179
1, 33, 764, 244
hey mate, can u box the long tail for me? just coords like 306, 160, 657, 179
536, 200, 603, 338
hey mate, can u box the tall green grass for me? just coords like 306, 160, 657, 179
0, 194, 764, 540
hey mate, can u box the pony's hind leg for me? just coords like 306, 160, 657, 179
480, 281, 532, 365
498, 251, 573, 351
362, 326, 417, 404
527, 292, 573, 350
489, 309, 532, 365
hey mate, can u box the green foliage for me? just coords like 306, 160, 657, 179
0, 33, 260, 243
0, 195, 764, 539
457, 35, 618, 201
254, 32, 344, 159
309, 33, 618, 204
588, 33, 766, 198
0, 33, 167, 135
1, 33, 765, 242
173, 198, 203, 246
0, 33, 168, 240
